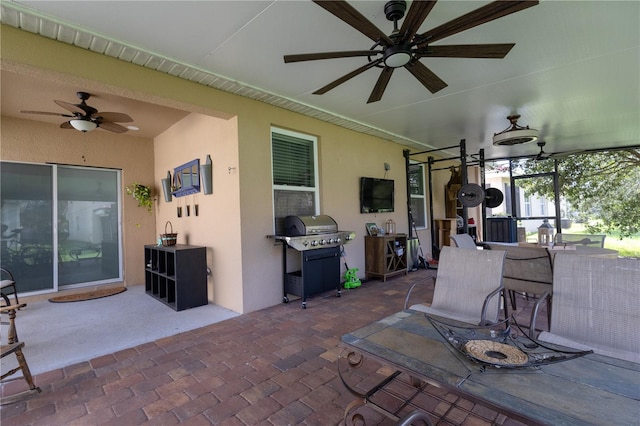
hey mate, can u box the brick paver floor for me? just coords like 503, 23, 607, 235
1, 268, 537, 425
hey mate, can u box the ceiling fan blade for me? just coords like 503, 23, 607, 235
404, 61, 448, 94
54, 100, 86, 115
97, 121, 128, 133
417, 43, 515, 59
93, 112, 133, 123
20, 110, 74, 117
417, 1, 538, 46
284, 50, 381, 63
312, 0, 393, 45
552, 149, 584, 158
400, 0, 437, 42
60, 121, 73, 129
313, 57, 383, 95
367, 67, 394, 104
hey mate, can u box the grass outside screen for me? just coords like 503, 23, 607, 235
360, 177, 394, 213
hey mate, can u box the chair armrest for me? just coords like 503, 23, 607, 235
0, 303, 26, 313
529, 290, 551, 339
479, 286, 503, 326
397, 410, 433, 426
403, 277, 436, 310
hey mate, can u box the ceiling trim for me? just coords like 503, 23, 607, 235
1, 2, 434, 151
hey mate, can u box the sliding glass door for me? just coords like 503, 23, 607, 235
1, 163, 54, 293
1, 162, 122, 294
57, 166, 121, 286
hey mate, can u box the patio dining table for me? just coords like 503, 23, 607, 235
340, 309, 639, 425
488, 241, 619, 258
547, 244, 618, 258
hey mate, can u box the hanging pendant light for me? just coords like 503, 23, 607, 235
493, 115, 538, 146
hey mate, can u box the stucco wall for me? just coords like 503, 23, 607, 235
154, 113, 242, 312
2, 25, 445, 313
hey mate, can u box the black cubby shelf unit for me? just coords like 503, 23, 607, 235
144, 244, 208, 311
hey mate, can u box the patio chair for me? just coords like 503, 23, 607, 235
532, 254, 640, 363
1, 303, 41, 404
1, 267, 19, 307
554, 233, 605, 247
485, 243, 553, 331
405, 246, 506, 325
449, 233, 490, 250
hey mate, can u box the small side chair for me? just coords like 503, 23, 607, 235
1, 267, 19, 307
1, 303, 41, 405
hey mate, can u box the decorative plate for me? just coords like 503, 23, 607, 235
425, 314, 592, 369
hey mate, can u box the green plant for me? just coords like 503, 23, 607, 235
126, 183, 153, 214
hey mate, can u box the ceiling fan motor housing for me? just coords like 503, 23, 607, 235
384, 0, 407, 22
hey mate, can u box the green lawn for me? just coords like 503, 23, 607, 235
524, 224, 640, 258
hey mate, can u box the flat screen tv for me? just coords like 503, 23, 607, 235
360, 177, 394, 213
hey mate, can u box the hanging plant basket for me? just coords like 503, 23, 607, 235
126, 183, 153, 214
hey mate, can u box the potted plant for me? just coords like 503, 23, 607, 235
126, 183, 153, 214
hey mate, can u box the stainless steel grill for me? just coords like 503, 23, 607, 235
270, 215, 355, 308
275, 215, 355, 251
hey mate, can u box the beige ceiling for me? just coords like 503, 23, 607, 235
1, 70, 191, 140
1, 1, 639, 159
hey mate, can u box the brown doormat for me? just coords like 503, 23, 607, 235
48, 287, 126, 303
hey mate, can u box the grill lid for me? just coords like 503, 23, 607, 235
285, 215, 338, 236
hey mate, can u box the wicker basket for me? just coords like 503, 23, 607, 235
160, 221, 178, 247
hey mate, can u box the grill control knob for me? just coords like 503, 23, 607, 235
328, 238, 335, 244
310, 240, 318, 247
336, 238, 342, 244
302, 240, 309, 247
320, 239, 327, 245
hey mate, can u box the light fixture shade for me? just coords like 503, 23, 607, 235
69, 119, 97, 132
493, 115, 538, 146
384, 45, 412, 68
492, 128, 539, 146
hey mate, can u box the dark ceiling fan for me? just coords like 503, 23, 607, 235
536, 140, 551, 160
535, 140, 584, 161
20, 91, 133, 133
285, 0, 538, 103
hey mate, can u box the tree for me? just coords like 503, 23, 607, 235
513, 149, 640, 238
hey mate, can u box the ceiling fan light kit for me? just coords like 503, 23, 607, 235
383, 44, 412, 68
69, 119, 97, 132
493, 114, 539, 146
20, 91, 133, 134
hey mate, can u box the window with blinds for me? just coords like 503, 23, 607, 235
271, 128, 319, 234
409, 163, 427, 228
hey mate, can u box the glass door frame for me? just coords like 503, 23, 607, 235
1, 161, 123, 296
56, 164, 124, 290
